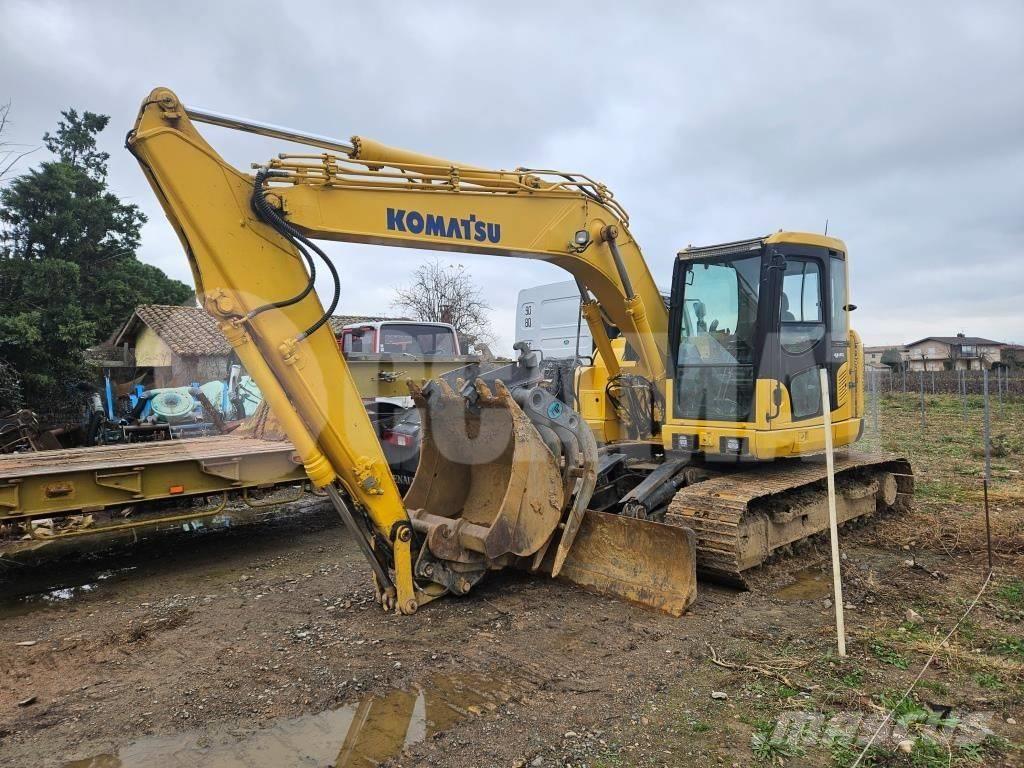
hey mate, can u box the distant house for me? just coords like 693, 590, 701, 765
111, 304, 238, 388
863, 345, 908, 370
89, 305, 401, 391
905, 334, 1005, 371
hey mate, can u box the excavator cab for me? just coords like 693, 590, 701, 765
664, 232, 863, 461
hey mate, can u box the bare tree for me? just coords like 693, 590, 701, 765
0, 102, 38, 183
393, 259, 495, 352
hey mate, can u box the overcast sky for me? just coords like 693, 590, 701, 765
2, 1, 1022, 353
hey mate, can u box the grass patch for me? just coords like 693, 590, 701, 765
839, 668, 864, 688
751, 720, 805, 762
917, 679, 949, 696
974, 672, 1004, 690
828, 732, 1011, 768
827, 735, 886, 767
870, 641, 909, 669
996, 578, 1024, 606
991, 636, 1024, 658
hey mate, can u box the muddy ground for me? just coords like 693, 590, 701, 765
1, 394, 1022, 767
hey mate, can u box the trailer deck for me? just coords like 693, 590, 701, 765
0, 434, 304, 523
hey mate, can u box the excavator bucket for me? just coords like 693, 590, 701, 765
554, 510, 697, 617
406, 378, 697, 616
404, 379, 566, 561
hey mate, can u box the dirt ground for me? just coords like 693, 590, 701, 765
1, 394, 1022, 767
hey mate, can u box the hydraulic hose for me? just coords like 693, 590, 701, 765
248, 169, 341, 340
246, 169, 317, 315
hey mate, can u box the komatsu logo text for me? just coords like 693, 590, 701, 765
386, 208, 501, 244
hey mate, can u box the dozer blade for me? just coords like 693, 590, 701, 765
555, 510, 697, 617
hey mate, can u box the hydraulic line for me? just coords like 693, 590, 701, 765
248, 169, 341, 340
246, 169, 317, 317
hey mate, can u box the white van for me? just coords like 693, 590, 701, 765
514, 281, 592, 360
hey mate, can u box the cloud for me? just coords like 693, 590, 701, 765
2, 0, 1022, 353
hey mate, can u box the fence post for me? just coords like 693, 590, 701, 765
902, 367, 907, 393
983, 368, 991, 482
931, 370, 935, 394
961, 369, 967, 423
920, 369, 926, 430
998, 367, 1004, 417
872, 368, 879, 437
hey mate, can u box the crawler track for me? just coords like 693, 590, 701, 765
665, 451, 913, 584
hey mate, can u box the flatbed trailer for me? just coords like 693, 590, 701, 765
0, 357, 509, 557
0, 435, 307, 548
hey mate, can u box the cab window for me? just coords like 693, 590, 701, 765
780, 258, 825, 354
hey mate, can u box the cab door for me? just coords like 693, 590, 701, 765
765, 247, 830, 424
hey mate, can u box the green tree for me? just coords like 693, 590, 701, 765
0, 109, 193, 407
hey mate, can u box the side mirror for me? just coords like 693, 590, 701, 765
773, 385, 783, 408
843, 304, 857, 312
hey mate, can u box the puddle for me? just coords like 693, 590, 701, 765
774, 566, 831, 601
64, 673, 515, 768
0, 566, 136, 619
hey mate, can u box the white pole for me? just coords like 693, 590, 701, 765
820, 368, 847, 657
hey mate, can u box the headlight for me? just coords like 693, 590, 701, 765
673, 433, 698, 452
720, 436, 747, 455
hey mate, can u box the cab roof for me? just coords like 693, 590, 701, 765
677, 231, 847, 261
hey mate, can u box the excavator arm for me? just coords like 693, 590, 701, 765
127, 88, 694, 615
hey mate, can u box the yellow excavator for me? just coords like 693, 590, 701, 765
127, 88, 912, 616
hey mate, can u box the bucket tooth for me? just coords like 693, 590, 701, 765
435, 378, 457, 398
475, 378, 497, 403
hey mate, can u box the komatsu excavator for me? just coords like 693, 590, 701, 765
127, 88, 912, 616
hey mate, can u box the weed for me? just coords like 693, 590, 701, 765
978, 735, 1012, 759
876, 692, 958, 730
992, 636, 1024, 658
777, 684, 800, 699
690, 720, 710, 733
751, 720, 805, 762
906, 739, 957, 767
948, 735, 1012, 766
899, 619, 925, 634
957, 618, 977, 644
974, 672, 1004, 690
870, 641, 909, 669
827, 734, 884, 767
917, 679, 949, 696
840, 668, 864, 688
996, 578, 1023, 605
747, 680, 771, 696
